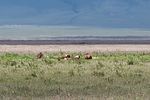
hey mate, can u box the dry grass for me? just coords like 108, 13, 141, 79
0, 52, 150, 99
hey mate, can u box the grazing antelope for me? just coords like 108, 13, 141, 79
37, 52, 44, 59
84, 53, 92, 60
64, 54, 71, 58
64, 54, 71, 60
58, 54, 71, 61
74, 55, 80, 59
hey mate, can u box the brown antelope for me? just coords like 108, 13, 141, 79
84, 53, 92, 60
37, 52, 44, 59
58, 54, 71, 61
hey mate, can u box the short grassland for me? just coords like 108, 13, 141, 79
0, 52, 150, 99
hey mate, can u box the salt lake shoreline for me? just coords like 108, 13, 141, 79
0, 44, 150, 53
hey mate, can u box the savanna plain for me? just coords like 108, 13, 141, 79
0, 49, 150, 100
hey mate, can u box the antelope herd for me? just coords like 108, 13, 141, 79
37, 52, 92, 60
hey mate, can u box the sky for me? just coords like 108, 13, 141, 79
0, 0, 150, 28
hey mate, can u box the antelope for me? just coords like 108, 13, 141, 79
84, 53, 92, 60
74, 55, 80, 59
37, 52, 44, 59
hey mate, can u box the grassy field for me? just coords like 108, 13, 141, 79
0, 52, 150, 99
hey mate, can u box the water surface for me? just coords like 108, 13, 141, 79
0, 25, 150, 40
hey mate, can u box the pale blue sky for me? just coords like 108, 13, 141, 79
0, 0, 150, 28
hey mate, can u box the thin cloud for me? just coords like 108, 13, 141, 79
0, 0, 149, 28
